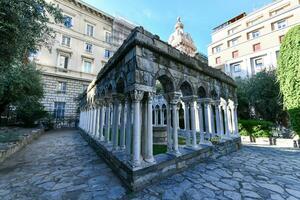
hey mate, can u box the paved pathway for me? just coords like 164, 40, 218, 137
0, 129, 126, 200
1, 129, 300, 200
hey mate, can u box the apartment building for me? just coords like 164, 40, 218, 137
208, 0, 300, 79
33, 0, 135, 121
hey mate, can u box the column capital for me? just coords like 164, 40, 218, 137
165, 92, 181, 105
130, 90, 144, 102
182, 95, 197, 104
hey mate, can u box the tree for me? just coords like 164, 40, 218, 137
236, 71, 285, 124
277, 25, 300, 135
0, 0, 63, 116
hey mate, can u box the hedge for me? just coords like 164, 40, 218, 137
238, 119, 273, 138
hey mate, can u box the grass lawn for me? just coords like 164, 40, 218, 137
0, 127, 33, 143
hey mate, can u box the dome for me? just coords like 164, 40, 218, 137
168, 17, 197, 57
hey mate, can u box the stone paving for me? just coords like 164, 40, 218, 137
1, 129, 300, 200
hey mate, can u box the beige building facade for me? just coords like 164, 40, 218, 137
33, 0, 135, 121
208, 0, 300, 79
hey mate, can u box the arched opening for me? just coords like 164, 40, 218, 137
179, 81, 193, 97
116, 78, 125, 94
198, 86, 206, 98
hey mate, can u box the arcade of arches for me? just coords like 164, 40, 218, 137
78, 27, 239, 169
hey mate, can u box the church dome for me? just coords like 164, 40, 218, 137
168, 17, 197, 57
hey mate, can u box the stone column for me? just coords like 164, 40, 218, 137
161, 108, 165, 125
218, 104, 224, 136
98, 103, 104, 141
104, 99, 111, 143
204, 100, 210, 135
166, 103, 173, 153
94, 106, 100, 138
169, 92, 181, 156
125, 97, 132, 155
131, 90, 144, 167
234, 104, 239, 136
189, 100, 198, 148
145, 93, 155, 163
215, 101, 221, 136
222, 100, 231, 138
184, 102, 190, 146
197, 101, 205, 144
119, 100, 126, 149
227, 105, 233, 135
88, 108, 92, 134
177, 108, 180, 129
141, 100, 147, 158
155, 109, 158, 125
160, 107, 164, 125
112, 94, 120, 150
208, 101, 215, 136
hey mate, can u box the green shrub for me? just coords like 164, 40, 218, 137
277, 25, 300, 136
238, 119, 273, 138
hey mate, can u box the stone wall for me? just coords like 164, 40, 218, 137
41, 74, 90, 118
80, 129, 241, 191
0, 129, 44, 163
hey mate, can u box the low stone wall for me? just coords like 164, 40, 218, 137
153, 126, 167, 144
80, 129, 241, 191
0, 128, 44, 163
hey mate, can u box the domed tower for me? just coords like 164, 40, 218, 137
168, 17, 197, 57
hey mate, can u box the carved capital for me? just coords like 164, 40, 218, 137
130, 90, 144, 102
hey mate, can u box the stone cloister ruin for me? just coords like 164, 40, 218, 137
78, 20, 241, 190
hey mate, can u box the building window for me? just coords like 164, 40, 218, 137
254, 58, 263, 69
104, 49, 111, 58
269, 3, 290, 16
273, 19, 287, 30
279, 35, 285, 43
228, 26, 239, 35
58, 54, 69, 69
232, 51, 239, 59
61, 35, 71, 47
57, 82, 67, 94
83, 60, 92, 73
86, 24, 94, 37
212, 45, 222, 54
230, 63, 241, 73
253, 43, 261, 52
63, 15, 73, 28
85, 43, 93, 53
251, 30, 260, 39
215, 57, 221, 65
247, 15, 263, 27
105, 32, 112, 44
54, 102, 65, 119
228, 37, 239, 47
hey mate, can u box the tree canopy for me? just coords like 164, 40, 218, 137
236, 70, 285, 124
0, 0, 63, 123
277, 25, 300, 135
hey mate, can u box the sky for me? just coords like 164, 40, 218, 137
83, 0, 272, 55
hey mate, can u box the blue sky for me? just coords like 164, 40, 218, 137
83, 0, 272, 55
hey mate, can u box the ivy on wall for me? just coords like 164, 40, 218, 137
277, 25, 300, 135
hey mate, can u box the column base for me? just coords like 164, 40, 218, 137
167, 150, 181, 157
144, 156, 156, 163
199, 140, 213, 146
221, 135, 232, 141
185, 144, 199, 150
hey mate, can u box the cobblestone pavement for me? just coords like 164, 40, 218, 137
0, 129, 126, 200
1, 130, 300, 200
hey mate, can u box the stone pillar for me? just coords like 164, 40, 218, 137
141, 100, 147, 158
131, 90, 144, 167
197, 101, 205, 144
169, 92, 181, 156
234, 104, 239, 136
88, 108, 92, 134
160, 107, 164, 125
184, 102, 190, 146
145, 93, 155, 163
166, 104, 173, 153
218, 104, 224, 136
189, 101, 197, 148
155, 109, 158, 125
215, 101, 221, 136
204, 101, 210, 135
208, 101, 215, 136
161, 108, 165, 125
125, 97, 132, 155
99, 103, 105, 141
227, 105, 233, 135
119, 100, 126, 149
222, 100, 231, 138
104, 99, 111, 143
177, 108, 180, 129
95, 106, 100, 138
112, 95, 120, 150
